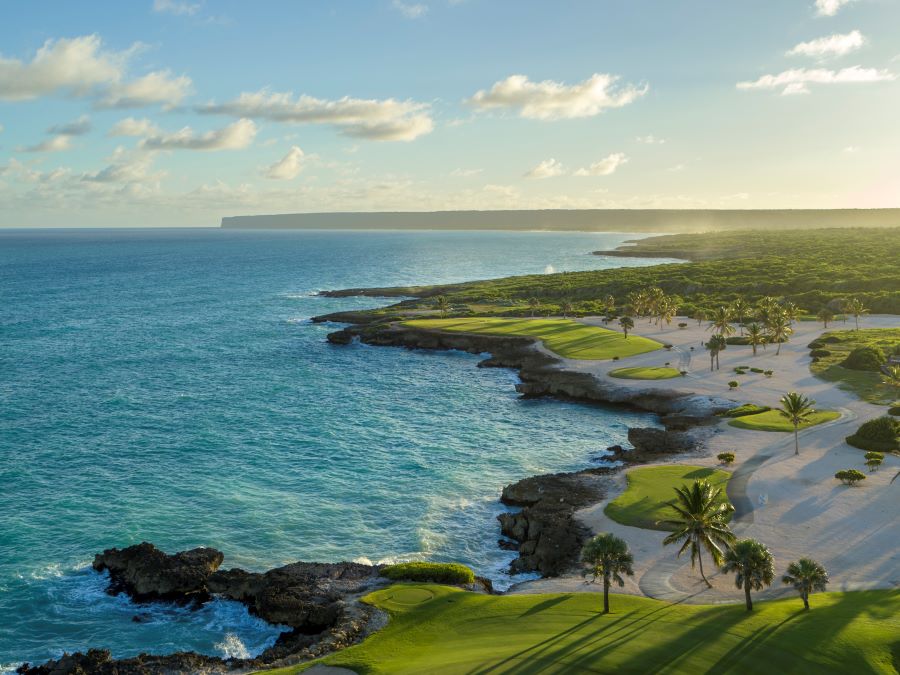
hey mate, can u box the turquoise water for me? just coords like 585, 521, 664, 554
0, 229, 668, 668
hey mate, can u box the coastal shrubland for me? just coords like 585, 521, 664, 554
380, 562, 475, 585
808, 328, 900, 404
845, 416, 900, 453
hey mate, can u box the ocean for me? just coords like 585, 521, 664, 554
0, 228, 669, 667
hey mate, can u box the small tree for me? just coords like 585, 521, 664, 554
782, 558, 828, 610
619, 316, 634, 339
717, 452, 735, 465
845, 297, 869, 331
561, 300, 574, 319
435, 295, 449, 319
581, 533, 635, 614
817, 308, 835, 329
728, 381, 739, 390
865, 457, 883, 472
721, 539, 775, 611
835, 469, 866, 486
864, 451, 885, 462
746, 323, 766, 356
528, 297, 540, 317
706, 334, 727, 371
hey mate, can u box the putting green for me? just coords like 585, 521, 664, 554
609, 366, 681, 380
605, 465, 732, 530
728, 409, 841, 432
272, 585, 899, 674
403, 318, 661, 360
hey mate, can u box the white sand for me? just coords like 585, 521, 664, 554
511, 315, 899, 603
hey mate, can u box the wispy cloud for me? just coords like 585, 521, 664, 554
152, 0, 201, 16
525, 158, 565, 179
109, 117, 161, 137
450, 168, 483, 177
48, 115, 92, 136
573, 153, 628, 176
636, 135, 665, 144
468, 73, 647, 120
737, 65, 895, 95
787, 30, 865, 59
815, 0, 854, 17
19, 135, 72, 152
265, 146, 306, 180
392, 0, 427, 19
139, 118, 257, 151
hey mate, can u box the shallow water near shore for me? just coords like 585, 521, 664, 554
0, 228, 668, 667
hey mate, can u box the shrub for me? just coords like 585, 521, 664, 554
888, 406, 900, 417
821, 335, 841, 344
865, 458, 883, 472
717, 452, 735, 465
726, 336, 750, 345
750, 367, 764, 373
734, 367, 747, 374
807, 339, 824, 349
864, 451, 884, 461
810, 349, 831, 358
841, 346, 885, 372
678, 323, 688, 329
664, 344, 674, 350
764, 370, 773, 377
680, 370, 688, 377
380, 562, 475, 585
721, 404, 771, 418
612, 356, 620, 361
845, 416, 900, 452
835, 469, 866, 486
728, 381, 739, 389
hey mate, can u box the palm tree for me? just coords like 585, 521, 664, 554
603, 294, 617, 316
658, 297, 678, 329
528, 297, 540, 317
746, 323, 766, 356
779, 392, 817, 456
731, 299, 750, 335
581, 533, 635, 614
693, 310, 707, 327
721, 539, 775, 611
782, 558, 829, 610
781, 301, 801, 324
561, 300, 573, 319
768, 312, 794, 355
619, 316, 634, 339
662, 479, 735, 587
628, 290, 648, 319
817, 308, 835, 329
706, 334, 727, 371
707, 306, 735, 337
845, 297, 868, 330
647, 287, 666, 325
435, 295, 449, 319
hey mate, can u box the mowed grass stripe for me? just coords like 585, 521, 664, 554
403, 318, 661, 360
274, 585, 899, 674
728, 409, 841, 432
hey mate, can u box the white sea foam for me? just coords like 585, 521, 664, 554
216, 633, 251, 659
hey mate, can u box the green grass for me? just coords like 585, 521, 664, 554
271, 585, 900, 674
402, 318, 662, 360
605, 465, 732, 530
728, 409, 841, 432
810, 328, 900, 405
609, 366, 682, 380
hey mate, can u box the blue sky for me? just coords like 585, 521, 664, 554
1, 0, 898, 226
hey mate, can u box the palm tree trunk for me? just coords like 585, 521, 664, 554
776, 340, 782, 355
603, 575, 610, 614
744, 581, 753, 611
710, 354, 715, 372
803, 592, 809, 610
697, 541, 712, 588
855, 315, 859, 330
794, 426, 800, 456
752, 344, 757, 356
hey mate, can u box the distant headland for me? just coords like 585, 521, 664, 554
221, 208, 900, 232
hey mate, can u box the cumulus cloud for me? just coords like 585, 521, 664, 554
197, 90, 433, 141
525, 158, 565, 179
82, 147, 164, 184
392, 0, 427, 18
467, 73, 647, 120
0, 35, 126, 101
573, 153, 628, 176
20, 135, 73, 152
815, 0, 854, 17
153, 0, 201, 15
109, 117, 161, 137
450, 168, 483, 177
737, 65, 895, 95
140, 118, 257, 150
100, 70, 192, 108
48, 115, 92, 136
636, 134, 665, 144
788, 30, 865, 59
265, 146, 306, 179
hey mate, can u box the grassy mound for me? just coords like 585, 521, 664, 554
380, 562, 475, 585
728, 409, 841, 432
810, 329, 900, 405
605, 465, 732, 531
720, 403, 772, 418
845, 416, 900, 453
275, 585, 900, 674
608, 366, 681, 380
403, 318, 661, 360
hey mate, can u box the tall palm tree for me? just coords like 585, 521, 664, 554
746, 323, 766, 356
845, 297, 869, 330
782, 558, 828, 610
817, 308, 835, 329
628, 290, 648, 319
647, 287, 666, 325
781, 301, 801, 324
731, 299, 750, 335
693, 309, 707, 327
528, 297, 540, 317
659, 297, 678, 329
706, 334, 727, 371
603, 294, 617, 316
581, 533, 635, 614
721, 539, 775, 611
435, 295, 449, 319
768, 312, 794, 355
707, 306, 736, 337
662, 479, 735, 587
561, 300, 573, 319
779, 391, 817, 456
619, 316, 634, 339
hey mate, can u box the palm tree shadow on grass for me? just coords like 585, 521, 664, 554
517, 594, 574, 618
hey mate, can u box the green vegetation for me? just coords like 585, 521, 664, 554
845, 416, 900, 453
581, 533, 635, 614
608, 366, 681, 380
721, 403, 771, 418
380, 562, 475, 586
835, 469, 867, 486
728, 409, 840, 432
721, 539, 775, 611
605, 466, 732, 532
843, 346, 887, 371
402, 317, 661, 360
278, 585, 900, 674
782, 558, 830, 611
778, 392, 819, 456
717, 452, 735, 465
808, 328, 900, 405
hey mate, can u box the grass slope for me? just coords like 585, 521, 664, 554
605, 465, 732, 530
810, 328, 900, 405
275, 585, 900, 674
609, 366, 681, 380
403, 318, 661, 360
728, 409, 841, 432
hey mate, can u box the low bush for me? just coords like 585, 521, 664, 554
678, 323, 688, 329
728, 381, 739, 389
726, 336, 749, 346
749, 367, 764, 373
807, 339, 824, 349
764, 370, 773, 377
380, 562, 476, 585
810, 349, 831, 358
888, 406, 900, 417
865, 457, 883, 472
842, 346, 885, 372
845, 416, 900, 453
721, 404, 771, 418
717, 452, 735, 465
664, 344, 674, 350
835, 469, 866, 486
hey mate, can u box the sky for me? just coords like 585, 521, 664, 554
0, 0, 898, 227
